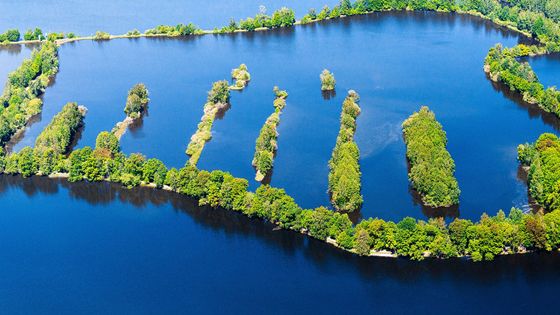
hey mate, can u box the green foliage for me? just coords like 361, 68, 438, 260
320, 69, 336, 91
402, 106, 460, 207
231, 64, 251, 89
145, 23, 200, 36
485, 44, 560, 116
234, 7, 296, 32
93, 31, 111, 40
23, 28, 44, 41
186, 81, 231, 165
0, 29, 20, 42
518, 133, 560, 210
95, 131, 120, 156
0, 41, 58, 146
252, 88, 288, 181
124, 83, 149, 118
126, 29, 141, 36
35, 102, 85, 155
328, 91, 363, 212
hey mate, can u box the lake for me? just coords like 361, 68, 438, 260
1, 174, 560, 314
1, 8, 560, 314
7, 11, 556, 221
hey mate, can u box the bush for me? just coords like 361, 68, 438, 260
93, 31, 110, 40
320, 69, 336, 91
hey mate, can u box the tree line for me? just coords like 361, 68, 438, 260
518, 133, 560, 211
328, 91, 363, 212
185, 80, 231, 166
34, 102, 86, 155
3, 125, 560, 261
0, 42, 58, 146
485, 44, 560, 117
252, 87, 288, 182
218, 7, 296, 33
402, 106, 460, 207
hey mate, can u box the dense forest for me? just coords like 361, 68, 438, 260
518, 133, 560, 211
402, 106, 460, 207
328, 91, 363, 212
34, 102, 85, 155
485, 44, 560, 116
0, 42, 58, 145
252, 87, 287, 181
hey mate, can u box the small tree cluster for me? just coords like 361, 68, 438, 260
231, 64, 251, 89
124, 83, 149, 118
320, 69, 336, 91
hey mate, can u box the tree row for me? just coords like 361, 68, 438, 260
252, 87, 288, 181
328, 91, 363, 212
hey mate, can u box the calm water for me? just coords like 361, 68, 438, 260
0, 0, 338, 35
1, 174, 560, 314
0, 44, 34, 88
2, 10, 560, 313
525, 53, 560, 88
9, 12, 555, 221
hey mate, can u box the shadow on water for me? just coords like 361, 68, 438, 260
1, 173, 558, 284
128, 109, 147, 135
321, 89, 336, 100
488, 76, 560, 131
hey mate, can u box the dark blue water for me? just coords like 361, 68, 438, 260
1, 175, 560, 314
0, 44, 34, 88
9, 12, 553, 221
0, 0, 338, 35
525, 53, 560, 88
2, 11, 560, 313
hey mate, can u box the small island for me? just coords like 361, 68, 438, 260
402, 106, 460, 207
252, 86, 288, 181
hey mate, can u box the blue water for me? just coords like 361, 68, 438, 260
0, 0, 338, 35
1, 8, 560, 314
0, 175, 559, 314
8, 12, 553, 221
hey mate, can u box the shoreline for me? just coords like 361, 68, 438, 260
0, 9, 541, 50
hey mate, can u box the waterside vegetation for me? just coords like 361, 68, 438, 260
518, 133, 560, 211
0, 41, 58, 146
328, 90, 363, 212
185, 80, 231, 166
402, 106, 460, 207
112, 83, 150, 139
230, 64, 251, 90
252, 87, 288, 182
320, 69, 336, 91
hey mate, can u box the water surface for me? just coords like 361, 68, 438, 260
0, 0, 338, 35
10, 12, 556, 221
0, 175, 559, 314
